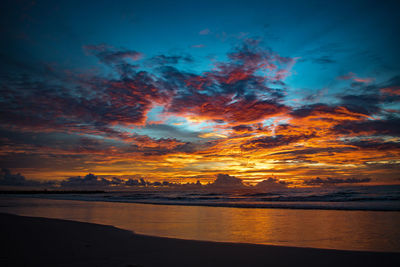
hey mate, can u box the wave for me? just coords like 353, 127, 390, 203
6, 185, 400, 211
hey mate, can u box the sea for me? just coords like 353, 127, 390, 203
1, 185, 400, 252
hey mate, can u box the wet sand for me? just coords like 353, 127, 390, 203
1, 213, 399, 267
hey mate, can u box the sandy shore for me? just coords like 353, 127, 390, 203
1, 213, 399, 267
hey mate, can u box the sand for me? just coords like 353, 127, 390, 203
1, 213, 399, 267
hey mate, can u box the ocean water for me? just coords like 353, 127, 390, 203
1, 187, 400, 253
5, 184, 400, 210
107, 184, 400, 211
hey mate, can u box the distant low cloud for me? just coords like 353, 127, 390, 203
0, 168, 26, 186
60, 173, 114, 188
254, 177, 290, 191
59, 174, 169, 188
303, 177, 371, 186
0, 168, 53, 187
208, 174, 244, 188
0, 169, 375, 191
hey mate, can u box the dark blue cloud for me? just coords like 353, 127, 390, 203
334, 118, 400, 137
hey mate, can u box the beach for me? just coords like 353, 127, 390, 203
1, 213, 399, 267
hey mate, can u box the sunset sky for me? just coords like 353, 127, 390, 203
1, 0, 400, 186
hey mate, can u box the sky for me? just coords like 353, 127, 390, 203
1, 0, 400, 187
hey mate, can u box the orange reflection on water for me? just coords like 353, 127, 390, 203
1, 197, 399, 252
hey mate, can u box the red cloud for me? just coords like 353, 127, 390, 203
199, 28, 210, 35
191, 44, 205, 48
169, 94, 288, 125
338, 72, 374, 84
381, 86, 400, 96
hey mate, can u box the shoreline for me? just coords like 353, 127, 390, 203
2, 194, 400, 212
1, 212, 400, 267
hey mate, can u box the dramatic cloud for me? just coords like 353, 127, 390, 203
346, 140, 400, 150
169, 96, 288, 125
165, 40, 294, 125
270, 147, 357, 156
231, 124, 258, 134
242, 134, 314, 150
339, 94, 381, 116
1, 35, 399, 186
333, 118, 400, 137
0, 63, 170, 139
290, 104, 369, 119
